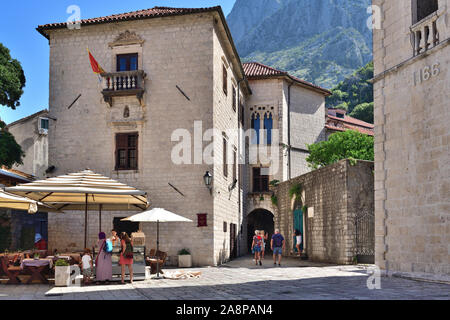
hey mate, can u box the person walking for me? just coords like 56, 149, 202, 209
95, 232, 112, 284
119, 232, 134, 284
251, 230, 263, 266
294, 229, 302, 256
260, 230, 268, 260
271, 229, 285, 266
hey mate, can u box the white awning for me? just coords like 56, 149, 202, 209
0, 190, 59, 213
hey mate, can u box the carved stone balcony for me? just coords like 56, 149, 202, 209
101, 70, 146, 106
410, 12, 439, 56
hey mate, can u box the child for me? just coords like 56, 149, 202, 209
81, 248, 93, 285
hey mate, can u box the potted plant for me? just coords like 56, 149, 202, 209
54, 258, 71, 287
178, 249, 192, 268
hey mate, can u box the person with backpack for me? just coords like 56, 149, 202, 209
119, 232, 134, 284
251, 230, 263, 266
271, 229, 285, 266
95, 232, 112, 284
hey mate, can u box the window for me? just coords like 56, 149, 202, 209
115, 132, 138, 170
263, 113, 273, 145
197, 213, 207, 227
223, 137, 228, 178
223, 65, 228, 95
253, 167, 269, 192
38, 117, 49, 135
239, 102, 245, 126
232, 86, 237, 112
251, 113, 261, 145
232, 149, 237, 183
413, 0, 438, 23
117, 53, 138, 72
223, 221, 227, 232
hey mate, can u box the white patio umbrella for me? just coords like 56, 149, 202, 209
122, 208, 192, 278
6, 169, 149, 247
0, 189, 60, 213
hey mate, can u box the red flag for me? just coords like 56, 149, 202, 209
87, 48, 105, 74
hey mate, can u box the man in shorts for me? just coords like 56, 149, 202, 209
271, 229, 285, 266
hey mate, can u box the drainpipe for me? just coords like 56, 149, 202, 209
287, 82, 293, 180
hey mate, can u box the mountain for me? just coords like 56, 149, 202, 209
327, 61, 374, 123
227, 0, 373, 89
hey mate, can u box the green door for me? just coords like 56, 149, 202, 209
293, 209, 304, 251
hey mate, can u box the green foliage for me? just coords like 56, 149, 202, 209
327, 61, 374, 122
0, 43, 26, 109
55, 259, 70, 267
306, 130, 374, 169
259, 195, 264, 201
178, 248, 191, 255
271, 195, 278, 206
269, 180, 280, 187
0, 120, 24, 168
349, 102, 374, 124
302, 205, 308, 214
289, 183, 303, 200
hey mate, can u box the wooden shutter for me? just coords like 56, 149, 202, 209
115, 133, 128, 170
223, 66, 228, 95
223, 138, 228, 177
232, 87, 236, 112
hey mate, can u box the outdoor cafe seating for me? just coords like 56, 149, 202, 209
0, 250, 83, 284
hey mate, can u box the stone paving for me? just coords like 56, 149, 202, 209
0, 256, 448, 300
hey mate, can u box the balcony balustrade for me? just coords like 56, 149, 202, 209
101, 70, 146, 106
410, 13, 439, 56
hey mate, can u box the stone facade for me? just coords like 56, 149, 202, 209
274, 159, 374, 264
7, 110, 49, 178
9, 7, 328, 266
373, 0, 450, 278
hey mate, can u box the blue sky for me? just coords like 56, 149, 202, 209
0, 0, 236, 124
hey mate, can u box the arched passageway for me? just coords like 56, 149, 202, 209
247, 209, 274, 253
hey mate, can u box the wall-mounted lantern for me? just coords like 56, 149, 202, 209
203, 171, 212, 193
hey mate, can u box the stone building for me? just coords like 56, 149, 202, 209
6, 109, 49, 179
373, 0, 449, 279
15, 6, 330, 266
326, 108, 374, 138
273, 159, 374, 264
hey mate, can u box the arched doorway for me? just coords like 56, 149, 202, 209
247, 209, 274, 253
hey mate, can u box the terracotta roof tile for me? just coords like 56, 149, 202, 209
37, 6, 222, 36
327, 114, 374, 129
243, 62, 331, 96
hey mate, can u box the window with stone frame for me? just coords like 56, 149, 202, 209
116, 53, 138, 72
232, 148, 237, 183
232, 86, 237, 112
223, 65, 228, 95
252, 167, 269, 192
197, 213, 207, 227
413, 0, 438, 24
223, 137, 228, 178
115, 132, 138, 170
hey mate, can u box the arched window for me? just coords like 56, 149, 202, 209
251, 113, 260, 145
264, 112, 273, 145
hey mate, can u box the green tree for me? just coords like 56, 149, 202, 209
0, 42, 26, 109
0, 120, 24, 168
350, 102, 374, 123
306, 130, 374, 169
326, 61, 373, 115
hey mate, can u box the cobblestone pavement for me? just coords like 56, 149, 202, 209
0, 256, 448, 300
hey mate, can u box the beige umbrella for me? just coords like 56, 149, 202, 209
6, 169, 149, 247
122, 208, 192, 278
0, 189, 60, 213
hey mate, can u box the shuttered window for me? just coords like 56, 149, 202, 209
253, 167, 269, 192
223, 137, 228, 178
232, 86, 237, 112
223, 65, 228, 95
115, 132, 138, 170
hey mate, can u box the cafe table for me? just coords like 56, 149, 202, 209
21, 259, 53, 284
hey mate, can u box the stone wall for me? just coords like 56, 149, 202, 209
373, 0, 450, 278
274, 159, 374, 264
